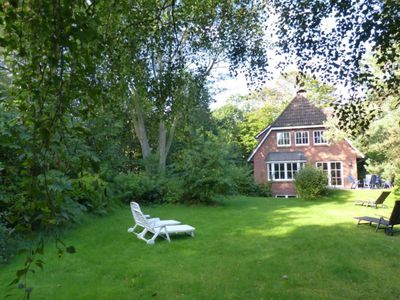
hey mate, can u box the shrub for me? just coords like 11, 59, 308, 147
160, 176, 185, 204
251, 183, 272, 197
231, 165, 271, 197
172, 132, 235, 203
234, 168, 271, 197
394, 176, 400, 195
70, 173, 110, 214
295, 165, 328, 199
112, 173, 163, 204
0, 222, 20, 264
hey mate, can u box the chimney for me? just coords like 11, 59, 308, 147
297, 89, 307, 96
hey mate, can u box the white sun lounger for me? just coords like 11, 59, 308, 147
127, 202, 180, 236
129, 202, 195, 245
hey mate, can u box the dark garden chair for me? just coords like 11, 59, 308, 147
354, 200, 400, 235
370, 174, 377, 189
354, 191, 391, 208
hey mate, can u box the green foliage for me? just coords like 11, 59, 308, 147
70, 173, 110, 214
213, 86, 288, 159
161, 176, 185, 204
272, 1, 400, 140
356, 106, 400, 190
295, 165, 328, 200
172, 132, 237, 203
273, 0, 400, 99
229, 164, 271, 197
101, 0, 269, 173
0, 222, 20, 264
236, 179, 272, 198
112, 173, 163, 204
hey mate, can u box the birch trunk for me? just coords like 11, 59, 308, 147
158, 118, 178, 174
158, 120, 167, 174
128, 87, 151, 172
129, 87, 178, 175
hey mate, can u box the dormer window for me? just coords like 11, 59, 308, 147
314, 130, 328, 145
277, 132, 291, 146
295, 131, 309, 145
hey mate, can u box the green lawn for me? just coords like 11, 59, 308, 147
1, 190, 400, 299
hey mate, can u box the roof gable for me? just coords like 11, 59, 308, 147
271, 95, 327, 127
247, 93, 364, 162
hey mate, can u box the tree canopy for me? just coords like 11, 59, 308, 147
271, 0, 400, 134
272, 0, 399, 96
0, 3, 272, 285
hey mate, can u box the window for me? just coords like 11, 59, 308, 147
313, 130, 328, 144
277, 132, 291, 146
295, 131, 309, 145
316, 161, 343, 187
330, 162, 342, 186
267, 162, 305, 181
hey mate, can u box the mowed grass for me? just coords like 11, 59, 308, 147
1, 189, 400, 299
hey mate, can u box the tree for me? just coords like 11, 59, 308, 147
271, 0, 400, 133
101, 0, 269, 174
356, 101, 400, 185
1, 0, 105, 221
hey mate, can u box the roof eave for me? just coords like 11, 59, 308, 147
344, 138, 365, 158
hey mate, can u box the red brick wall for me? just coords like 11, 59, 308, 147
253, 127, 359, 196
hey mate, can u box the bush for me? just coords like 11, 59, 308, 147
295, 165, 328, 199
0, 222, 20, 264
70, 173, 110, 214
251, 183, 272, 197
171, 132, 236, 203
394, 176, 400, 195
234, 167, 271, 197
112, 173, 163, 204
231, 165, 271, 197
160, 176, 185, 204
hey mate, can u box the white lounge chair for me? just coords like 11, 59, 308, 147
128, 202, 180, 236
129, 203, 195, 245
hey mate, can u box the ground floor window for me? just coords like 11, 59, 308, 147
316, 161, 343, 186
267, 162, 305, 181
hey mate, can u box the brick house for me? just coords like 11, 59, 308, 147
248, 91, 364, 197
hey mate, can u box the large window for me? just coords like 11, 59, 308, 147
313, 130, 327, 144
268, 162, 305, 181
295, 131, 309, 145
316, 161, 343, 186
277, 132, 291, 146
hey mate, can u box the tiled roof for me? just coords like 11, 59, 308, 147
271, 94, 327, 127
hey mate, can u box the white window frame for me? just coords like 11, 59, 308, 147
313, 130, 328, 145
315, 161, 343, 187
267, 161, 306, 181
295, 131, 309, 146
277, 132, 291, 147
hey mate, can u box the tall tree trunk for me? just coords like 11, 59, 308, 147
128, 87, 151, 172
158, 120, 167, 175
158, 118, 178, 174
129, 87, 178, 175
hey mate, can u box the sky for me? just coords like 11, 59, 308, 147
209, 70, 249, 110
208, 15, 349, 111
209, 59, 294, 110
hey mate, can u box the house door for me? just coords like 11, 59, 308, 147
316, 162, 343, 187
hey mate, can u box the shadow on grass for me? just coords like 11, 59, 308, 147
135, 222, 400, 299
3, 192, 400, 300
